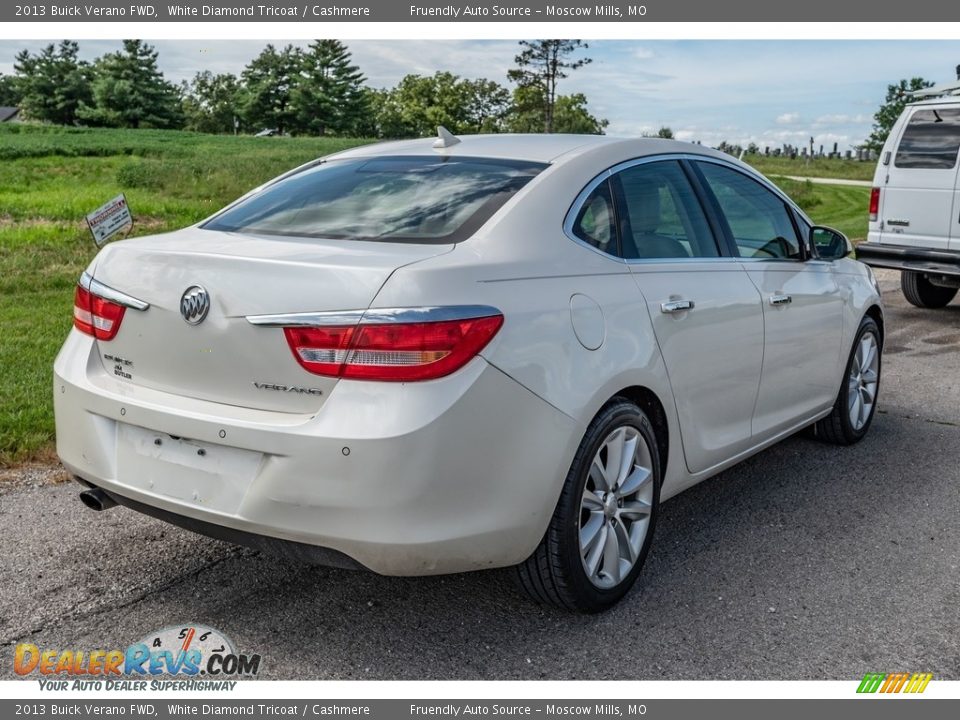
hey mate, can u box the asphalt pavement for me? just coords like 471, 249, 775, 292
1, 269, 958, 680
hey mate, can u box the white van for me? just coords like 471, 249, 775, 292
857, 93, 960, 307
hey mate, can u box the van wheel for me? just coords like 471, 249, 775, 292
814, 316, 881, 445
901, 271, 958, 308
515, 399, 660, 613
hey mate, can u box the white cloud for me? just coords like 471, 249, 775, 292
776, 112, 801, 125
813, 113, 871, 125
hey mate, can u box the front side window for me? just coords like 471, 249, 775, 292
613, 160, 720, 260
894, 108, 960, 170
203, 156, 546, 243
696, 162, 802, 260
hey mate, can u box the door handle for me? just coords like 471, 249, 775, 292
769, 294, 792, 306
661, 299, 695, 313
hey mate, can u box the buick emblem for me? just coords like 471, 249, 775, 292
180, 286, 210, 325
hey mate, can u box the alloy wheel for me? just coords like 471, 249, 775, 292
847, 331, 879, 431
578, 426, 655, 589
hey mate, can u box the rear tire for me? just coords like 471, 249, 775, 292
814, 316, 881, 445
515, 399, 660, 613
901, 271, 957, 308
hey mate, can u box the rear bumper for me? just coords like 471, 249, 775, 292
54, 330, 580, 576
856, 242, 960, 277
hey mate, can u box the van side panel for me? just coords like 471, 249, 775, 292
953, 158, 960, 251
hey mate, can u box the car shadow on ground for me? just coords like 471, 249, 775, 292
91, 410, 956, 680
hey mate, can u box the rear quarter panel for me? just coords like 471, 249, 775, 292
370, 150, 690, 498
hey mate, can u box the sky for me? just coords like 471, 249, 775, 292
2, 39, 959, 150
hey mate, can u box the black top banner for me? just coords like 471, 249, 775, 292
5, 0, 960, 22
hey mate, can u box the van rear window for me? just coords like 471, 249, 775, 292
894, 108, 960, 169
203, 156, 546, 243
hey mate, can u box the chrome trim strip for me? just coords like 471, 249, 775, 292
79, 271, 150, 311
625, 256, 743, 266
562, 151, 814, 263
246, 305, 502, 328
248, 310, 366, 327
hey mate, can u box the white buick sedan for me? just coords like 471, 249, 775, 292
55, 133, 883, 612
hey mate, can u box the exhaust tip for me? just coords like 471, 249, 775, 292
79, 488, 117, 512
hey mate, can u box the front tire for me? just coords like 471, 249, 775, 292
515, 399, 660, 613
814, 316, 881, 445
901, 271, 958, 308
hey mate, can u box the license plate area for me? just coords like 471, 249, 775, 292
116, 423, 262, 514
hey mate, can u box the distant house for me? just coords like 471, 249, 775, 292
0, 107, 21, 123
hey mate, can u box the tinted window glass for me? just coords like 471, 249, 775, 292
792, 210, 814, 256
572, 180, 618, 255
697, 162, 802, 260
895, 109, 960, 169
203, 156, 546, 243
614, 160, 719, 259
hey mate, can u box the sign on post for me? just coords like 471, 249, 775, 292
86, 194, 133, 246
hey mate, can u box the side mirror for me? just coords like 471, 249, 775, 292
810, 226, 853, 260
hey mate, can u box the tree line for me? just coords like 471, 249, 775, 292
0, 39, 607, 138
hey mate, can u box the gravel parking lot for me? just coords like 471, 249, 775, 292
2, 269, 958, 680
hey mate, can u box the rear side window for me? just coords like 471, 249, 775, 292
203, 156, 546, 243
571, 180, 618, 255
895, 109, 960, 169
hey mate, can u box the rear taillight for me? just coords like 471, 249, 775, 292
283, 313, 504, 381
73, 284, 126, 341
869, 187, 881, 222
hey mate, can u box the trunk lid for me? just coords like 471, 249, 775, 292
89, 227, 452, 413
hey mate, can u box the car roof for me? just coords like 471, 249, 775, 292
907, 96, 960, 108
328, 133, 732, 165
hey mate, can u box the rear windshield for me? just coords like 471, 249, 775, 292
203, 156, 547, 243
895, 108, 960, 169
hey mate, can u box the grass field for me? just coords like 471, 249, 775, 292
0, 125, 874, 466
768, 177, 871, 241
0, 125, 370, 466
747, 155, 875, 183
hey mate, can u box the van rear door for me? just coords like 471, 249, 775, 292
880, 106, 960, 251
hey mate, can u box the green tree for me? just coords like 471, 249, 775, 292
461, 78, 511, 133
0, 73, 21, 106
290, 40, 368, 136
367, 72, 510, 138
506, 85, 607, 135
13, 40, 92, 125
393, 72, 470, 136
507, 40, 592, 133
181, 71, 240, 134
78, 40, 182, 128
866, 77, 934, 151
360, 87, 403, 138
642, 126, 674, 139
239, 44, 301, 135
